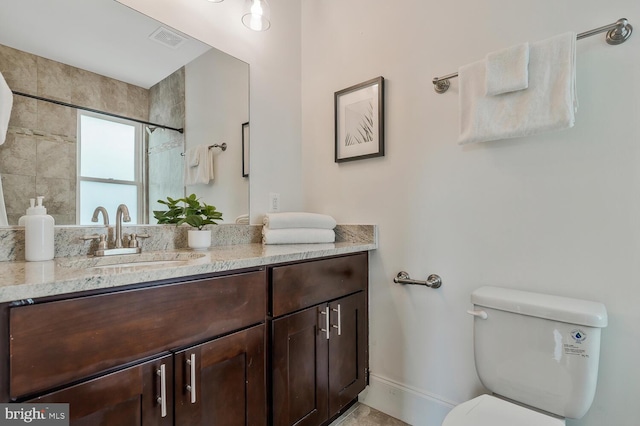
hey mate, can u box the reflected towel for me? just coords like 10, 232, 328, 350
263, 212, 337, 229
485, 42, 529, 96
0, 71, 13, 145
459, 32, 577, 145
0, 175, 8, 226
184, 145, 214, 185
235, 214, 249, 224
262, 228, 336, 245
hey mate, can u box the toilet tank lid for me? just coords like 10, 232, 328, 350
471, 286, 608, 328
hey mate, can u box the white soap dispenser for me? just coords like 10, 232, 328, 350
18, 198, 36, 226
23, 196, 55, 261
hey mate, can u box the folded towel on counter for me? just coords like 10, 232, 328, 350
263, 212, 337, 230
184, 145, 214, 185
459, 32, 577, 145
235, 214, 249, 225
262, 228, 336, 245
0, 71, 13, 146
485, 42, 529, 96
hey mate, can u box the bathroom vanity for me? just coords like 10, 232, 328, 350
0, 229, 375, 426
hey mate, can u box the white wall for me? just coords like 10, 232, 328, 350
185, 48, 249, 223
117, 0, 304, 224
301, 1, 640, 425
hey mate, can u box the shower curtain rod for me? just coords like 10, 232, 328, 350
12, 90, 184, 133
432, 18, 633, 94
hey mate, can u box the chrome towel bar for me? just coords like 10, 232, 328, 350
394, 271, 442, 289
432, 18, 633, 93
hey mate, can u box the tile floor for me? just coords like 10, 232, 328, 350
329, 403, 410, 426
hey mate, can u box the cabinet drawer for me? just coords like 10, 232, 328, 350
9, 270, 266, 399
271, 253, 367, 317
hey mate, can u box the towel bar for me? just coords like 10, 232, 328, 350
394, 271, 442, 289
432, 18, 633, 93
180, 143, 227, 156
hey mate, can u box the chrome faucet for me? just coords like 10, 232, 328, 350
115, 204, 131, 249
91, 206, 109, 225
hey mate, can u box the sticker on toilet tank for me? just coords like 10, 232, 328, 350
564, 329, 589, 357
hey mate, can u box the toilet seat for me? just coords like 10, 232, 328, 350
442, 394, 565, 426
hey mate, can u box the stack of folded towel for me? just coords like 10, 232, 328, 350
262, 212, 337, 245
459, 32, 577, 145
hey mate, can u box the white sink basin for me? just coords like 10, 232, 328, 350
60, 252, 207, 270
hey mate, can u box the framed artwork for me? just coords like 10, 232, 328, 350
242, 122, 249, 177
334, 76, 385, 162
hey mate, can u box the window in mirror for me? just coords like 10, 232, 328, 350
77, 112, 143, 224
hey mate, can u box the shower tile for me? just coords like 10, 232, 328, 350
0, 133, 37, 176
2, 173, 35, 215
10, 96, 37, 129
36, 101, 76, 138
70, 68, 103, 110
0, 44, 37, 94
37, 57, 72, 103
100, 78, 129, 117
36, 139, 74, 179
35, 176, 73, 217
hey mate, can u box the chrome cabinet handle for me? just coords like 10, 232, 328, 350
319, 306, 330, 340
331, 304, 342, 336
156, 364, 167, 417
186, 354, 197, 403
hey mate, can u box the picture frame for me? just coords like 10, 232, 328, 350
334, 76, 385, 163
242, 122, 249, 177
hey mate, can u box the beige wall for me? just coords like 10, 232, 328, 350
0, 43, 149, 224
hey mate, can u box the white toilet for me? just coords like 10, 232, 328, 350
443, 286, 608, 426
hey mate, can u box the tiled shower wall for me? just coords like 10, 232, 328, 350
0, 43, 149, 225
147, 67, 185, 222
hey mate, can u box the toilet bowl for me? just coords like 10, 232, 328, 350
442, 286, 607, 426
442, 394, 564, 426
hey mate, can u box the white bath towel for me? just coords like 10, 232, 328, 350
263, 212, 337, 229
459, 32, 577, 145
485, 42, 529, 96
0, 71, 13, 145
262, 228, 336, 245
0, 175, 7, 226
184, 145, 214, 185
235, 214, 249, 224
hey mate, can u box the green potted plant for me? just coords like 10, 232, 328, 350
154, 194, 223, 249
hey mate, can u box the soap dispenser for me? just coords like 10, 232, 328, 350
23, 196, 55, 261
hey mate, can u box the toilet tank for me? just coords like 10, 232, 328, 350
470, 286, 607, 419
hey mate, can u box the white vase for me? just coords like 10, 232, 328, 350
187, 229, 211, 250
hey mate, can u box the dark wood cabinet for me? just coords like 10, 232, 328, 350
174, 324, 266, 426
4, 269, 268, 426
1, 251, 369, 426
270, 253, 368, 426
29, 354, 174, 426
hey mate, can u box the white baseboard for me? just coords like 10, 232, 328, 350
358, 373, 455, 426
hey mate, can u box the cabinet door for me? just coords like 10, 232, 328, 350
272, 305, 329, 426
174, 324, 266, 426
28, 354, 173, 426
328, 292, 367, 417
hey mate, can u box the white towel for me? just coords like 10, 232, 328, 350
485, 42, 529, 96
235, 214, 249, 224
262, 228, 336, 245
459, 32, 577, 145
184, 145, 214, 185
0, 175, 8, 226
0, 71, 13, 145
263, 212, 337, 229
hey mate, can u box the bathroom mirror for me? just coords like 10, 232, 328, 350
0, 0, 249, 226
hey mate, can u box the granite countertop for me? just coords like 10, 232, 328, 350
0, 240, 376, 304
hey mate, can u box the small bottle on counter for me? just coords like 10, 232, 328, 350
23, 196, 55, 261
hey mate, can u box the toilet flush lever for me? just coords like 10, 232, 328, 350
467, 310, 488, 320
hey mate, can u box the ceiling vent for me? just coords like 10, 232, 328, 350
148, 27, 187, 49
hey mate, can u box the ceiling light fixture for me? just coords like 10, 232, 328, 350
241, 0, 271, 32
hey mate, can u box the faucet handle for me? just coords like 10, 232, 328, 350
128, 233, 150, 248
81, 234, 108, 250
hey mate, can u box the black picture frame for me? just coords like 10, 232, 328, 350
242, 122, 249, 177
334, 76, 385, 162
